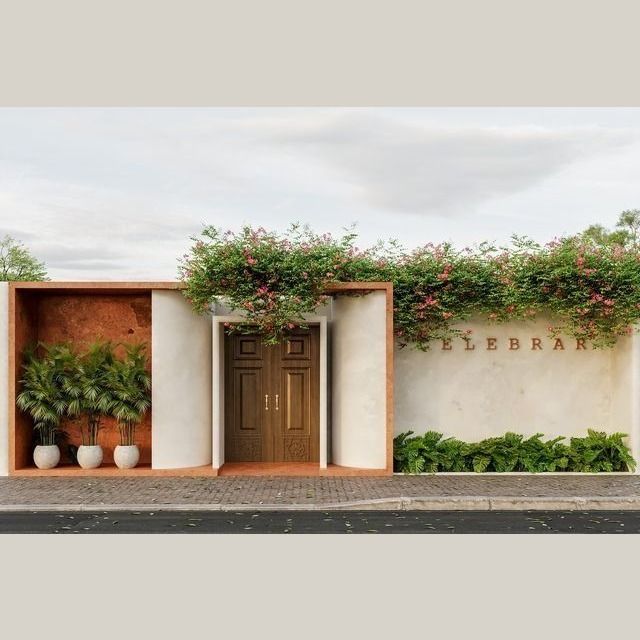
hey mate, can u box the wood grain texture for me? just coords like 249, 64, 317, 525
225, 327, 320, 462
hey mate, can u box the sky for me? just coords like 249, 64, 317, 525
1, 107, 639, 280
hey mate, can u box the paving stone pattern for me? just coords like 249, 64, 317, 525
1, 475, 640, 507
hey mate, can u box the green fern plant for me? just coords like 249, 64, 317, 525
16, 343, 77, 446
393, 432, 425, 473
66, 340, 116, 446
106, 343, 151, 446
437, 437, 469, 471
393, 428, 635, 473
517, 434, 569, 472
568, 430, 635, 472
419, 431, 444, 473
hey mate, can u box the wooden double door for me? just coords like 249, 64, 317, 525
224, 326, 320, 463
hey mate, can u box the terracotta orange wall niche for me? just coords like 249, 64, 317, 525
9, 284, 168, 471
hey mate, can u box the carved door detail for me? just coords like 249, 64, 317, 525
224, 327, 319, 462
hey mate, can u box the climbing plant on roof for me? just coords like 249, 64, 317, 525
178, 224, 640, 349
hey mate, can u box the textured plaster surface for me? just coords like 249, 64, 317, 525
331, 291, 387, 468
28, 293, 152, 465
152, 290, 212, 469
395, 316, 637, 443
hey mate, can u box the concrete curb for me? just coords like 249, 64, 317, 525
1, 495, 640, 512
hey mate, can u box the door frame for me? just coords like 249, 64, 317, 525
212, 314, 328, 470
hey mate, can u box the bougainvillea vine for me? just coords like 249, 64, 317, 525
178, 224, 640, 349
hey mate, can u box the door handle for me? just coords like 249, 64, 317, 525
265, 394, 269, 410
275, 394, 279, 411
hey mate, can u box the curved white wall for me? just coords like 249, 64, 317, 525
152, 290, 212, 468
0, 283, 8, 476
331, 291, 387, 469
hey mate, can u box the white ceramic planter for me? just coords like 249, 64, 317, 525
77, 445, 103, 469
114, 445, 140, 469
33, 445, 60, 470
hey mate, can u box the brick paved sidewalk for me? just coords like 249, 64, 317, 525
1, 475, 640, 511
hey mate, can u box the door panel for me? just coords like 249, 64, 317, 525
234, 335, 263, 360
235, 369, 262, 432
273, 328, 320, 462
225, 335, 268, 462
224, 327, 319, 463
282, 333, 311, 359
282, 369, 308, 432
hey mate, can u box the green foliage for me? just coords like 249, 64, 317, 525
0, 235, 48, 281
179, 224, 356, 343
16, 344, 75, 445
179, 223, 640, 349
16, 341, 150, 449
617, 209, 640, 249
580, 224, 630, 248
579, 210, 640, 250
393, 430, 635, 473
106, 344, 151, 446
64, 341, 117, 445
566, 429, 636, 472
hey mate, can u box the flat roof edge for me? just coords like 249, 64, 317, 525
9, 281, 184, 291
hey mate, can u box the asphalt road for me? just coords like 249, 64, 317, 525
0, 510, 639, 533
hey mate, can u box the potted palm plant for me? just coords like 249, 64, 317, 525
16, 343, 75, 469
108, 343, 151, 469
71, 341, 116, 469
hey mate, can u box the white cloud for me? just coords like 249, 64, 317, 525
0, 108, 639, 279
263, 112, 636, 215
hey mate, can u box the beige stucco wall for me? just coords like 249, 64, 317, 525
394, 316, 640, 448
0, 283, 7, 476
151, 290, 212, 468
331, 291, 387, 469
